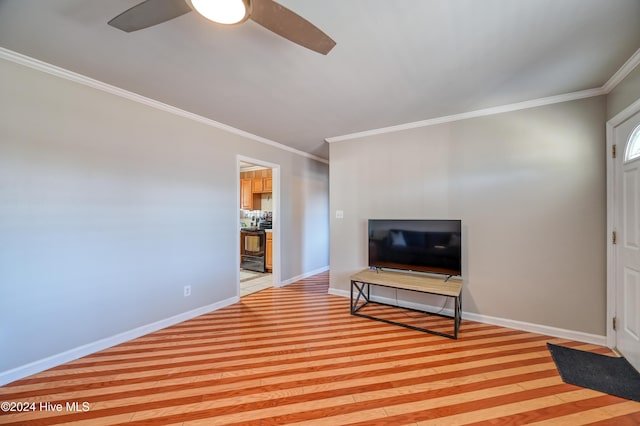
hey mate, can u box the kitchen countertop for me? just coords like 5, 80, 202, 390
240, 227, 272, 233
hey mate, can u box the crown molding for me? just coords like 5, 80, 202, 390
0, 48, 328, 165
326, 87, 605, 143
602, 47, 640, 94
326, 47, 640, 144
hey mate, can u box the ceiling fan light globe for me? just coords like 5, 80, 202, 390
189, 0, 249, 25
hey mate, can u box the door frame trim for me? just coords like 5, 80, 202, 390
606, 97, 640, 349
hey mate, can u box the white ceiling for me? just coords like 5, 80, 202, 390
1, 0, 639, 160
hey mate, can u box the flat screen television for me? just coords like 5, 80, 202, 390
368, 219, 462, 276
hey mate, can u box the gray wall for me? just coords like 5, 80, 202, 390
0, 58, 329, 375
608, 65, 640, 120
330, 96, 607, 335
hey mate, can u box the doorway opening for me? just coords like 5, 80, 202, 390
238, 157, 278, 297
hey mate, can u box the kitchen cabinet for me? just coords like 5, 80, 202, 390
266, 232, 273, 272
263, 177, 272, 192
240, 178, 253, 210
252, 177, 272, 194
241, 170, 272, 194
240, 169, 272, 211
252, 177, 264, 193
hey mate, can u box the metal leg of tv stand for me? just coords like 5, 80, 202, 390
350, 280, 370, 313
454, 292, 461, 339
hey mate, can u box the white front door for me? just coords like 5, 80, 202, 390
615, 110, 640, 370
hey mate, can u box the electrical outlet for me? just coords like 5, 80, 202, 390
184, 285, 191, 297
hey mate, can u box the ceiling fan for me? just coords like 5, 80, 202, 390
108, 0, 336, 54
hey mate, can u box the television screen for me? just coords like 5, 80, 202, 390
368, 219, 462, 276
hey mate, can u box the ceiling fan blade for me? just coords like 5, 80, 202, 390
250, 0, 336, 54
108, 0, 192, 32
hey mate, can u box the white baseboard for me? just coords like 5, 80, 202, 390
327, 288, 349, 298
328, 288, 606, 346
0, 296, 239, 387
462, 312, 607, 346
279, 265, 329, 287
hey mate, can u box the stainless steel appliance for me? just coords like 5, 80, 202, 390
240, 228, 266, 272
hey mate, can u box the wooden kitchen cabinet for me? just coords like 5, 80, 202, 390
242, 169, 272, 194
240, 169, 272, 210
252, 177, 264, 193
240, 178, 253, 210
252, 177, 272, 194
263, 177, 272, 192
266, 232, 273, 272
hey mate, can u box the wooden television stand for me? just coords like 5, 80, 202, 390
350, 268, 462, 339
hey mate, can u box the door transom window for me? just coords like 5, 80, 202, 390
625, 124, 640, 163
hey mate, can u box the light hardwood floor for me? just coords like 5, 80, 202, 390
1, 271, 639, 425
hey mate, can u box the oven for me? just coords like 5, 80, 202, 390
240, 228, 266, 272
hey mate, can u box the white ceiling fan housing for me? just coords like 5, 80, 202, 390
188, 0, 250, 25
